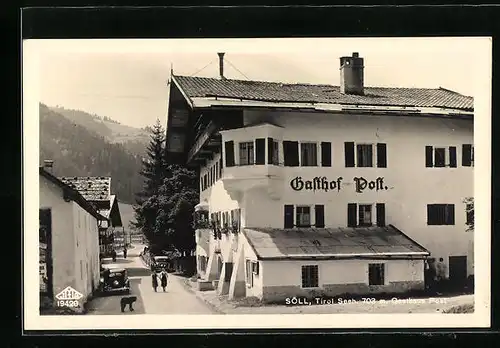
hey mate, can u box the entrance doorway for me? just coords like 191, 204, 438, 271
449, 256, 467, 288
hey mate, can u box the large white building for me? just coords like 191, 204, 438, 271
165, 52, 474, 302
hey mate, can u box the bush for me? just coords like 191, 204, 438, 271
442, 303, 474, 313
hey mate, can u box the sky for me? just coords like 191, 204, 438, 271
33, 38, 490, 129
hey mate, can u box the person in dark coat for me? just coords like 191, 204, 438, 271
160, 271, 168, 292
151, 271, 158, 292
111, 250, 117, 262
123, 247, 127, 259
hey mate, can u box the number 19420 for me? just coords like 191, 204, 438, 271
57, 300, 79, 308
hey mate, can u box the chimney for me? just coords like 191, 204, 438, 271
339, 52, 364, 95
43, 160, 54, 173
217, 52, 225, 80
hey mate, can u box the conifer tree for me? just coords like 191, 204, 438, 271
132, 119, 167, 243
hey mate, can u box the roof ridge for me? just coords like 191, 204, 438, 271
174, 74, 468, 93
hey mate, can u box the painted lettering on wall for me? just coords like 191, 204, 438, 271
353, 177, 388, 193
290, 176, 343, 192
290, 176, 389, 193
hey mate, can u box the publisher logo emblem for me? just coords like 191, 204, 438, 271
55, 286, 83, 300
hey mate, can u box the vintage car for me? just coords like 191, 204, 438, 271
152, 256, 171, 272
99, 267, 130, 294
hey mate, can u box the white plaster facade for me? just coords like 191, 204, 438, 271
39, 175, 101, 306
195, 109, 473, 299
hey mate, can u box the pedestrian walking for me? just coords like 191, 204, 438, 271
424, 259, 437, 293
160, 271, 168, 292
111, 249, 117, 262
123, 247, 127, 259
435, 257, 447, 295
152, 271, 158, 292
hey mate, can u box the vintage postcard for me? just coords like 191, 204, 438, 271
23, 37, 491, 330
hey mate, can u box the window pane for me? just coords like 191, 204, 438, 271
434, 148, 446, 167
239, 142, 254, 165
296, 206, 311, 227
359, 205, 372, 226
301, 143, 317, 166
357, 144, 373, 167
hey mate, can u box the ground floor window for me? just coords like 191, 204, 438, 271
301, 265, 319, 288
358, 204, 373, 226
368, 263, 385, 285
296, 206, 311, 227
245, 259, 254, 287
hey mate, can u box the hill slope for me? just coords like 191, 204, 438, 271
39, 103, 144, 204
49, 106, 151, 157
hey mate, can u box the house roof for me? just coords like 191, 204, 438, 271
173, 75, 473, 111
39, 167, 107, 221
99, 195, 116, 219
242, 225, 430, 261
59, 176, 111, 201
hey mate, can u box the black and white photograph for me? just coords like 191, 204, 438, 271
23, 37, 491, 330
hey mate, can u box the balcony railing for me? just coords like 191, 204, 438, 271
194, 219, 210, 229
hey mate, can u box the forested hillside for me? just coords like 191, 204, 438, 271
49, 106, 150, 157
39, 103, 144, 204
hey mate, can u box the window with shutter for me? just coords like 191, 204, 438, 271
283, 141, 299, 167
224, 141, 235, 167
462, 144, 473, 167
347, 203, 357, 227
345, 142, 355, 167
284, 205, 294, 228
315, 205, 325, 228
427, 204, 455, 225
267, 138, 279, 165
255, 138, 266, 165
376, 143, 387, 168
321, 142, 332, 167
425, 146, 434, 167
449, 146, 457, 168
376, 203, 386, 227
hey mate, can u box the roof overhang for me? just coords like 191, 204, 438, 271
190, 97, 473, 119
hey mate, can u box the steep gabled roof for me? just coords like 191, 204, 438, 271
173, 75, 473, 111
59, 176, 111, 202
39, 167, 107, 221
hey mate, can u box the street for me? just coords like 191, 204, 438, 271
86, 243, 217, 315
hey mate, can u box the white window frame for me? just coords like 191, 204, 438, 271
238, 141, 255, 166
355, 143, 375, 168
368, 262, 386, 286
358, 203, 375, 227
433, 146, 449, 167
299, 141, 319, 167
301, 264, 320, 289
296, 205, 314, 227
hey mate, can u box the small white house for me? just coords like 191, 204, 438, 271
165, 52, 474, 302
59, 177, 123, 258
39, 164, 106, 311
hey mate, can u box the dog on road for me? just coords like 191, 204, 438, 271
120, 296, 137, 312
